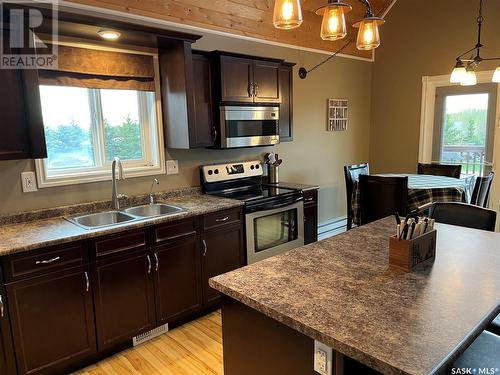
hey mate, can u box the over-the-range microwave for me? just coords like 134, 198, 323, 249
218, 105, 280, 148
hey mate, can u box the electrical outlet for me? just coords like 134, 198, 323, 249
166, 160, 179, 175
21, 172, 38, 193
314, 340, 333, 375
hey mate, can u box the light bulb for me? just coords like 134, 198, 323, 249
493, 66, 500, 83
461, 69, 477, 86
450, 62, 467, 83
317, 1, 351, 41
353, 17, 384, 51
273, 0, 303, 29
97, 30, 121, 40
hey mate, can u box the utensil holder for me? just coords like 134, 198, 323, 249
269, 165, 279, 184
389, 229, 437, 272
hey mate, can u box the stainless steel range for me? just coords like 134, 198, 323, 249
201, 160, 304, 264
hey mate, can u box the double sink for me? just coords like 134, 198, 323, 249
65, 203, 185, 230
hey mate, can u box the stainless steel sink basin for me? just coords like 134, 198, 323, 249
65, 211, 137, 230
123, 204, 184, 218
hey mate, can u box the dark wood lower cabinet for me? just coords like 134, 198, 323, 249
6, 266, 96, 375
153, 235, 203, 324
202, 224, 245, 305
0, 282, 16, 375
304, 189, 319, 245
92, 249, 156, 351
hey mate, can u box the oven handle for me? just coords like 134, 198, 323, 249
246, 196, 303, 213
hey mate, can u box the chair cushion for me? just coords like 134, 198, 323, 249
487, 314, 500, 336
452, 331, 500, 369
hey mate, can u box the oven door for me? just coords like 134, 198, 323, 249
220, 106, 280, 148
245, 201, 304, 264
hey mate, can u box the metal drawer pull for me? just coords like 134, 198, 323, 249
202, 239, 207, 257
154, 253, 159, 272
146, 255, 152, 274
305, 198, 314, 202
35, 256, 61, 265
0, 295, 4, 318
216, 216, 229, 222
84, 272, 90, 292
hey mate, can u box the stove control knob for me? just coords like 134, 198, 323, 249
250, 165, 254, 170
255, 164, 260, 169
214, 169, 219, 175
208, 170, 213, 175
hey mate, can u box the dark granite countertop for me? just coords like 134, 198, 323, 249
210, 217, 500, 375
0, 194, 243, 256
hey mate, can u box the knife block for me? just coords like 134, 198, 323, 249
389, 230, 437, 272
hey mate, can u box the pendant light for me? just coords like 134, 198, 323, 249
449, 0, 500, 85
352, 15, 384, 50
450, 61, 467, 83
273, 0, 303, 30
316, 0, 352, 41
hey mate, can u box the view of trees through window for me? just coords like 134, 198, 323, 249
40, 86, 146, 171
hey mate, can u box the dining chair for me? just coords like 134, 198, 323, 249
417, 163, 462, 178
470, 172, 494, 208
428, 202, 497, 232
358, 175, 408, 226
452, 331, 500, 370
343, 163, 369, 230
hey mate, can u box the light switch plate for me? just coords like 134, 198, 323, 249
21, 172, 38, 193
166, 160, 179, 175
314, 340, 333, 375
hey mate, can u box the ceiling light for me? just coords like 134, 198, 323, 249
97, 30, 121, 40
316, 0, 352, 41
461, 67, 477, 86
353, 16, 384, 51
450, 61, 467, 83
493, 66, 500, 83
273, 0, 303, 30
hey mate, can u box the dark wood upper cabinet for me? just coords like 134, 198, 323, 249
202, 223, 245, 306
0, 280, 16, 375
159, 39, 214, 149
6, 266, 96, 375
217, 53, 282, 104
0, 36, 46, 161
279, 63, 295, 142
153, 235, 203, 324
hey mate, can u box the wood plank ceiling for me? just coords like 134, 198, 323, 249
66, 0, 395, 59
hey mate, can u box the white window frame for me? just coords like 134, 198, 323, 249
35, 52, 166, 188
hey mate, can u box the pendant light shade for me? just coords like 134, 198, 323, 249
353, 16, 384, 50
461, 67, 477, 86
316, 1, 352, 41
273, 0, 303, 30
493, 66, 500, 83
450, 61, 467, 83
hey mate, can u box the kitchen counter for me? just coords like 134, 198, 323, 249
210, 217, 500, 375
266, 181, 319, 191
0, 194, 243, 256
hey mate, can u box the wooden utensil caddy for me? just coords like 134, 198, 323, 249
389, 230, 437, 272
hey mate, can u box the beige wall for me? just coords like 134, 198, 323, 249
370, 0, 500, 174
0, 32, 372, 224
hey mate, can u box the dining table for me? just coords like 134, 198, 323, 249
351, 173, 475, 226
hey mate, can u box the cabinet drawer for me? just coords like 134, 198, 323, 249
154, 217, 199, 244
203, 208, 242, 231
92, 229, 147, 259
303, 190, 318, 206
2, 242, 87, 282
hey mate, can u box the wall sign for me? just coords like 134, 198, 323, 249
327, 99, 348, 131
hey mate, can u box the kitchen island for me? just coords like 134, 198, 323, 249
210, 217, 500, 375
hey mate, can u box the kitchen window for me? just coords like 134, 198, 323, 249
35, 44, 165, 187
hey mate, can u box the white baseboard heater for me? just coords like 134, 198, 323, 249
133, 323, 169, 346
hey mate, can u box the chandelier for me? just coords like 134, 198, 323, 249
450, 0, 500, 86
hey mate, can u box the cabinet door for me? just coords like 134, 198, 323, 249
253, 60, 281, 103
220, 56, 254, 103
153, 235, 203, 324
279, 64, 293, 141
202, 224, 245, 305
304, 205, 318, 245
0, 284, 16, 375
6, 267, 96, 375
191, 54, 215, 147
92, 249, 156, 351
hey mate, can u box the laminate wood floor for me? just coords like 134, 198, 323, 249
74, 311, 223, 375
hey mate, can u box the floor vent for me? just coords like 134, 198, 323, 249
133, 324, 169, 346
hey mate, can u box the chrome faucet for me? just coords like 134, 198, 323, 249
111, 157, 125, 210
149, 178, 160, 205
